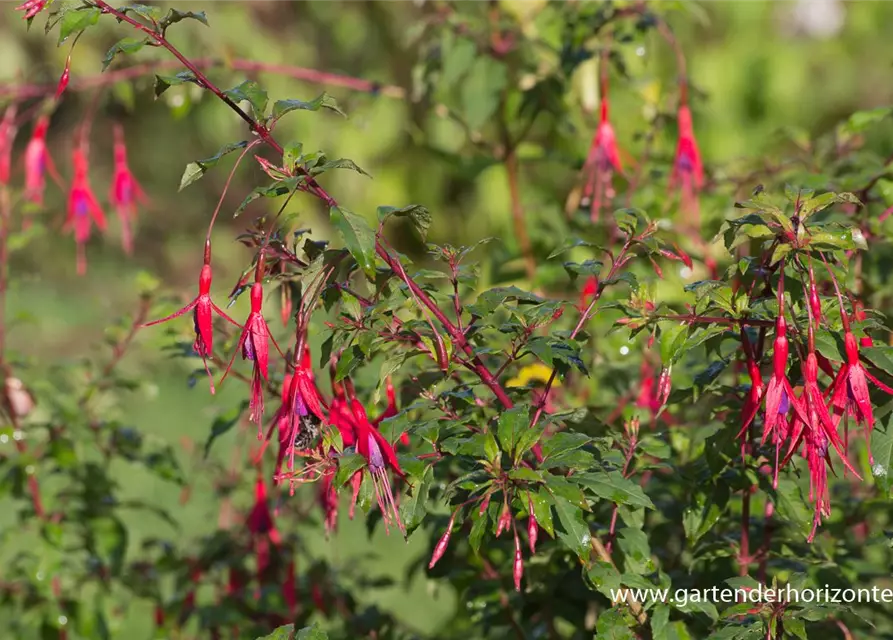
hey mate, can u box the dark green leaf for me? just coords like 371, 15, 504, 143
102, 37, 148, 71
272, 93, 344, 120
59, 7, 100, 44
179, 140, 248, 191
552, 495, 591, 561
154, 71, 200, 98
575, 471, 655, 509
159, 8, 209, 31
223, 81, 268, 119
378, 205, 432, 241
203, 402, 248, 458
330, 206, 377, 279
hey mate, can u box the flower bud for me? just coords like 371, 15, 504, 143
495, 504, 511, 538
429, 512, 456, 569
513, 537, 524, 592
527, 497, 539, 554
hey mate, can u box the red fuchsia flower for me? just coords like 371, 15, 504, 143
55, 51, 72, 101
784, 327, 858, 480
803, 426, 831, 543
222, 279, 284, 429
247, 476, 282, 594
284, 560, 298, 617
579, 275, 599, 310
276, 348, 328, 474
65, 145, 107, 275
143, 244, 240, 393
582, 98, 622, 222
24, 115, 56, 206
0, 105, 17, 186
349, 391, 407, 536
823, 263, 893, 463
15, 0, 49, 20
807, 261, 823, 325
737, 329, 764, 440
109, 123, 148, 255
668, 103, 704, 222
318, 465, 339, 535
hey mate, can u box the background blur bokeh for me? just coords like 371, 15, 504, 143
2, 0, 893, 634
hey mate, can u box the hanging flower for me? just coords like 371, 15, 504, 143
582, 98, 622, 222
221, 281, 283, 429
0, 105, 17, 186
109, 123, 148, 254
142, 244, 240, 393
669, 104, 704, 222
24, 115, 54, 206
65, 145, 107, 275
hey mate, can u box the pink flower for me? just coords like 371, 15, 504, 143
222, 282, 282, 429
109, 124, 148, 254
0, 105, 17, 186
65, 146, 107, 275
24, 116, 54, 206
15, 0, 49, 20
142, 246, 240, 393
582, 98, 622, 222
669, 104, 704, 221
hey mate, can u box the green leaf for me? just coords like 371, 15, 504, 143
334, 345, 363, 382
496, 407, 528, 458
461, 57, 507, 131
335, 453, 367, 487
234, 178, 301, 216
575, 471, 655, 509
120, 4, 163, 23
594, 608, 636, 639
399, 473, 430, 536
101, 37, 148, 71
179, 140, 249, 191
617, 528, 654, 573
224, 81, 268, 119
541, 432, 591, 460
88, 516, 128, 577
330, 206, 377, 279
552, 495, 591, 561
377, 205, 432, 241
871, 414, 893, 496
59, 6, 100, 44
272, 93, 344, 120
660, 322, 689, 365
159, 8, 209, 31
530, 489, 554, 537
154, 71, 200, 98
310, 158, 371, 178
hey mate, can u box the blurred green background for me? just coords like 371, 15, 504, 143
2, 0, 893, 635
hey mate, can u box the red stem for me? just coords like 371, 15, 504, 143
87, 0, 514, 409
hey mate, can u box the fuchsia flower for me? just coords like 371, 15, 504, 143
0, 105, 17, 186
579, 275, 599, 310
109, 124, 148, 254
737, 329, 764, 440
803, 426, 831, 543
247, 476, 282, 595
24, 116, 55, 206
142, 244, 240, 393
15, 0, 49, 20
66, 145, 107, 275
582, 98, 622, 222
823, 261, 893, 463
276, 347, 328, 472
669, 103, 704, 221
349, 392, 406, 536
222, 280, 282, 428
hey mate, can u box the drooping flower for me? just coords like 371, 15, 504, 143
24, 115, 55, 206
582, 97, 622, 222
580, 275, 599, 310
142, 245, 240, 393
0, 105, 17, 186
247, 476, 282, 594
109, 123, 148, 254
15, 0, 49, 20
737, 328, 764, 441
65, 145, 107, 275
823, 263, 893, 463
669, 103, 704, 222
803, 426, 831, 543
278, 347, 327, 470
222, 282, 282, 429
350, 393, 406, 536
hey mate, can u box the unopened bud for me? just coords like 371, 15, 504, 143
428, 513, 456, 569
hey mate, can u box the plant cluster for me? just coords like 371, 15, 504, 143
4, 2, 893, 639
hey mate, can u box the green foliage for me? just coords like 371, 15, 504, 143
7, 2, 893, 640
